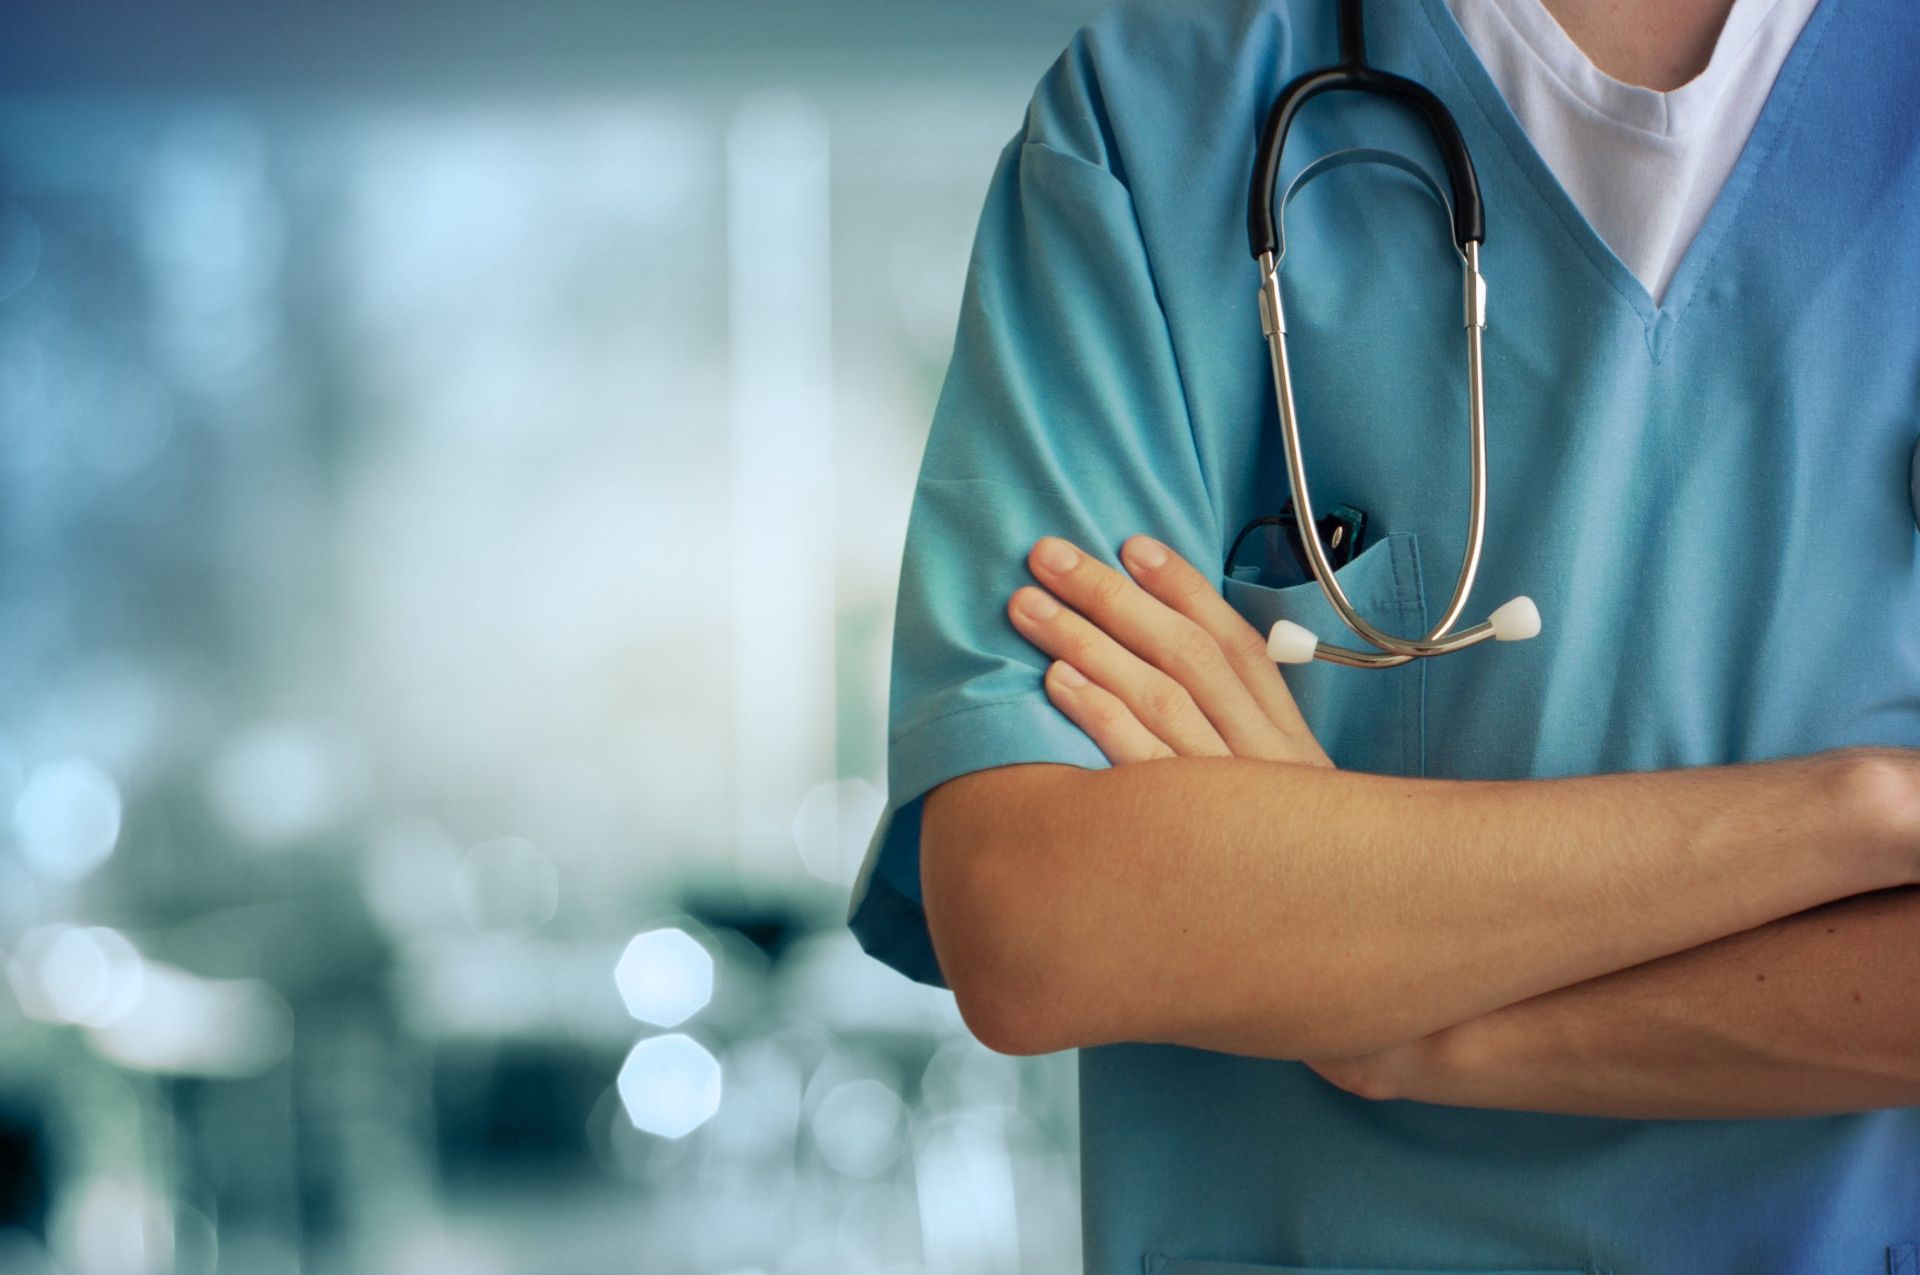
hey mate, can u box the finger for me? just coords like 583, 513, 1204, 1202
1043, 660, 1175, 765
1008, 585, 1230, 757
1119, 533, 1329, 764
1026, 537, 1288, 757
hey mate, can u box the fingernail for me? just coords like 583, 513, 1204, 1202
1017, 589, 1059, 622
1125, 536, 1169, 571
1035, 537, 1079, 575
1051, 660, 1087, 688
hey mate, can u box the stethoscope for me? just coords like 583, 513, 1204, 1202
1250, 0, 1540, 668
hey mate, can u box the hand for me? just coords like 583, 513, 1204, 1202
1007, 534, 1331, 768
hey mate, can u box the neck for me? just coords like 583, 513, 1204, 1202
1537, 0, 1742, 90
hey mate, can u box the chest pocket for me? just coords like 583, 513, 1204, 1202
1222, 532, 1427, 777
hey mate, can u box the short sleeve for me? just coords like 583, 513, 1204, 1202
847, 107, 1218, 989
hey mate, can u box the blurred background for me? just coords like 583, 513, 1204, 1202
0, 3, 1097, 1271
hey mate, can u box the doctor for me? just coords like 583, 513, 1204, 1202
851, 0, 1920, 1271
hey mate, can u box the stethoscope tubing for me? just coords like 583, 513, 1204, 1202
1244, 0, 1535, 668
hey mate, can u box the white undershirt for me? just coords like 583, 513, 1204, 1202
1443, 0, 1819, 305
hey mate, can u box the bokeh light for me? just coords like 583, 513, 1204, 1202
810, 1078, 905, 1178
11, 758, 122, 882
613, 927, 714, 1028
618, 1033, 723, 1139
54, 1178, 174, 1275
7, 924, 145, 1028
88, 963, 295, 1078
453, 837, 560, 935
791, 777, 885, 886
361, 817, 465, 935
205, 723, 366, 847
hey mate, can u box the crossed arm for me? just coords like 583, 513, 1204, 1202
920, 534, 1920, 1119
1360, 881, 1920, 1118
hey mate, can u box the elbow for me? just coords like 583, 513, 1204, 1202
947, 968, 1063, 1058
927, 847, 1079, 1058
921, 766, 1089, 1057
929, 879, 1070, 1057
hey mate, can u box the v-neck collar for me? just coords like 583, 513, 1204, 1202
1471, 0, 1784, 137
1406, 0, 1838, 362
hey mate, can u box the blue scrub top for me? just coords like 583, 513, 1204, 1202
851, 0, 1920, 1270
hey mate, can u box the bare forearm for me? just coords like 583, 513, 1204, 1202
1373, 885, 1920, 1119
925, 750, 1919, 1058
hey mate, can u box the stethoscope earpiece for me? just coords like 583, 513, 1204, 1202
1489, 597, 1541, 642
1267, 620, 1320, 665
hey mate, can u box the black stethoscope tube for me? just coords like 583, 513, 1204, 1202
1248, 0, 1486, 258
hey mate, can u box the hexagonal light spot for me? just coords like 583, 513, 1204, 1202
8, 924, 145, 1027
810, 1077, 905, 1178
791, 778, 885, 886
12, 758, 122, 882
453, 837, 560, 936
614, 928, 713, 1028
618, 1033, 721, 1139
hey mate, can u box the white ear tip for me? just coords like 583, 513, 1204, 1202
1490, 596, 1541, 641
1267, 619, 1319, 664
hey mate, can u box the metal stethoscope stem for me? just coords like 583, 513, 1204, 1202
1256, 236, 1537, 668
